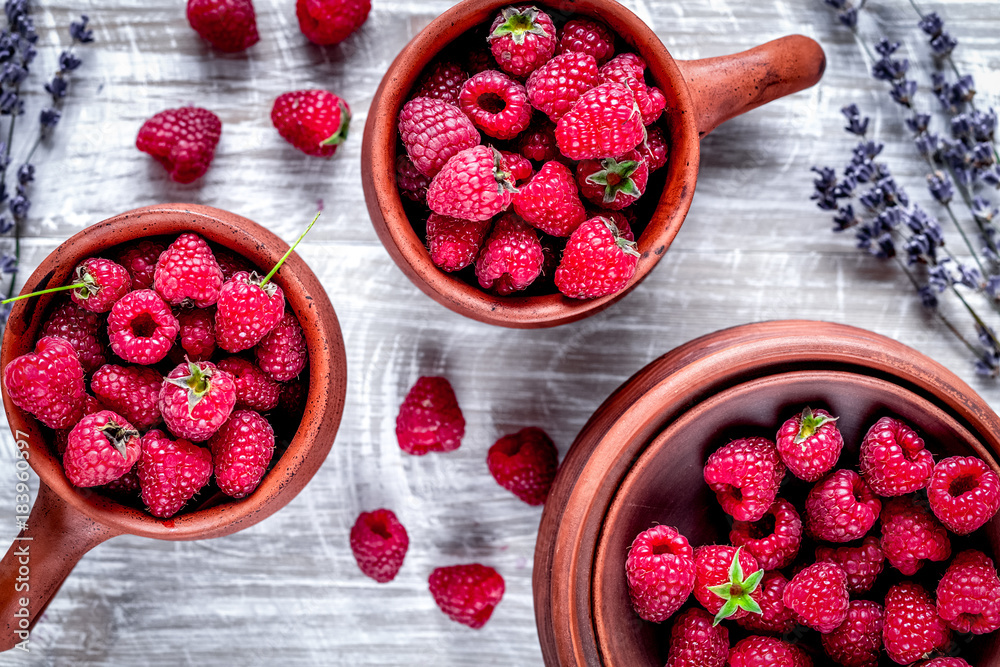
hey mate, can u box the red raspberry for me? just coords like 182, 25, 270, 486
515, 118, 559, 163
102, 463, 140, 498
39, 298, 107, 374
158, 360, 236, 442
927, 455, 1000, 534
214, 248, 253, 283
820, 599, 884, 667
3, 336, 86, 430
736, 571, 794, 634
475, 213, 544, 294
107, 289, 180, 365
727, 636, 812, 667
350, 508, 409, 583
53, 396, 108, 456
498, 150, 533, 184
186, 0, 259, 52
425, 214, 489, 273
555, 215, 640, 299
414, 61, 468, 107
154, 233, 224, 309
428, 563, 504, 629
918, 660, 971, 667
881, 495, 951, 575
804, 469, 881, 542
209, 409, 274, 498
255, 310, 308, 382
782, 561, 849, 633
775, 407, 844, 482
576, 149, 649, 210
137, 429, 213, 518
396, 376, 464, 455
692, 545, 762, 622
512, 161, 587, 237
466, 48, 493, 75
217, 357, 281, 412
459, 70, 532, 140
639, 125, 668, 172
555, 82, 643, 160
215, 271, 285, 353
69, 258, 131, 313
815, 536, 885, 594
136, 107, 221, 183
90, 364, 163, 431
426, 146, 516, 222
117, 239, 167, 291
730, 498, 802, 571
396, 154, 431, 203
63, 410, 141, 487
702, 436, 785, 523
271, 89, 351, 158
936, 549, 1000, 634
664, 608, 729, 667
557, 18, 615, 65
277, 377, 307, 418
883, 582, 951, 664
486, 427, 558, 505
627, 78, 666, 126
859, 415, 934, 496
171, 307, 217, 363
525, 52, 599, 122
398, 96, 480, 178
600, 52, 646, 82
295, 0, 370, 46
487, 5, 556, 78
595, 209, 636, 241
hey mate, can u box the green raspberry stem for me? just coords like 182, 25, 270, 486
259, 211, 321, 289
1, 281, 88, 305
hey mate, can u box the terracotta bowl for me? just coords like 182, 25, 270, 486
534, 320, 1000, 665
362, 0, 826, 328
0, 204, 347, 650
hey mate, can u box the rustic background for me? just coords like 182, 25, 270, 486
1, 0, 998, 664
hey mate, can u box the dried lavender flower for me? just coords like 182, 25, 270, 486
927, 171, 954, 204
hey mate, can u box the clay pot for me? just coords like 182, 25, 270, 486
533, 320, 1000, 665
362, 0, 826, 328
0, 204, 347, 650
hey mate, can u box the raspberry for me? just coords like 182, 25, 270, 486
186, 0, 259, 52
556, 18, 615, 65
512, 161, 587, 237
466, 48, 493, 75
107, 289, 180, 365
820, 599, 884, 667
664, 608, 729, 667
396, 154, 431, 203
398, 96, 480, 178
296, 0, 370, 46
102, 463, 140, 498
209, 409, 274, 498
555, 82, 643, 160
554, 215, 640, 299
117, 239, 167, 291
927, 455, 1000, 534
515, 118, 559, 163
425, 214, 489, 273
154, 233, 224, 309
277, 377, 307, 418
918, 660, 971, 666
217, 357, 281, 412
63, 410, 141, 487
214, 248, 253, 283
271, 89, 351, 158
158, 360, 237, 442
639, 125, 668, 172
730, 498, 802, 571
859, 415, 934, 496
487, 5, 556, 78
599, 53, 646, 82
428, 564, 504, 629
426, 146, 516, 222
727, 636, 812, 667
498, 150, 533, 184
595, 209, 636, 241
702, 436, 785, 523
576, 149, 649, 210
396, 376, 464, 455
627, 77, 666, 126
90, 364, 163, 431
137, 429, 213, 518
883, 582, 951, 665
414, 61, 468, 107
736, 571, 794, 634
69, 257, 131, 313
880, 495, 951, 575
136, 107, 222, 183
525, 52, 599, 123
3, 336, 86, 430
782, 561, 849, 633
171, 307, 217, 363
815, 536, 885, 594
350, 508, 409, 583
692, 545, 762, 622
804, 469, 881, 542
486, 427, 557, 505
215, 270, 285, 353
775, 406, 844, 482
459, 70, 532, 140
475, 213, 544, 294
936, 549, 1000, 634
39, 298, 107, 374
255, 310, 308, 382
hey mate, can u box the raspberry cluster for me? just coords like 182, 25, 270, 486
625, 406, 1000, 665
396, 6, 669, 300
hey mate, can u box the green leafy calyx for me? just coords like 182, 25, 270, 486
794, 406, 839, 443
706, 547, 764, 626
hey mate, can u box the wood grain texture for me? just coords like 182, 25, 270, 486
0, 0, 998, 664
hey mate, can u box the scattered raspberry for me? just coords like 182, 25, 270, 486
137, 429, 213, 518
554, 216, 640, 299
475, 213, 544, 294
639, 125, 668, 172
90, 364, 163, 430
815, 536, 885, 594
775, 407, 844, 482
171, 307, 217, 363
426, 214, 490, 272
883, 582, 951, 665
39, 298, 107, 374
820, 599, 884, 667
217, 357, 281, 412
782, 561, 849, 633
154, 233, 224, 309
515, 118, 559, 163
107, 289, 179, 365
512, 161, 587, 237
271, 89, 351, 158
555, 82, 643, 160
255, 310, 308, 382
730, 498, 802, 571
459, 70, 532, 140
158, 360, 237, 442
3, 336, 86, 430
63, 410, 141, 487
209, 409, 274, 498
426, 146, 516, 222
487, 5, 556, 77
880, 495, 951, 575
804, 469, 881, 542
396, 154, 431, 203
736, 571, 794, 635
186, 0, 259, 52
692, 545, 762, 622
350, 508, 409, 583
525, 52, 599, 123
213, 248, 253, 283
936, 549, 1000, 634
727, 636, 812, 667
398, 96, 480, 178
486, 427, 558, 505
136, 107, 222, 183
69, 258, 131, 313
576, 149, 649, 210
215, 270, 285, 353
859, 415, 934, 496
664, 608, 729, 667
396, 376, 464, 455
498, 150, 533, 184
117, 239, 167, 291
556, 18, 615, 65
296, 0, 370, 46
927, 455, 1000, 535
702, 436, 785, 523
428, 564, 504, 629
414, 61, 468, 107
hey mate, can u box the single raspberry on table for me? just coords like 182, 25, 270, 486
692, 545, 763, 622
782, 561, 849, 633
557, 18, 615, 65
515, 118, 559, 163
63, 410, 141, 487
350, 508, 409, 583
487, 5, 556, 78
927, 455, 1000, 534
804, 468, 881, 542
186, 0, 259, 52
217, 357, 281, 412
90, 364, 164, 430
209, 409, 274, 498
154, 233, 224, 309
296, 0, 370, 46
3, 336, 86, 430
576, 150, 649, 210
215, 270, 285, 353
525, 52, 598, 123
117, 239, 167, 291
880, 494, 951, 575
859, 415, 935, 496
158, 360, 236, 442
918, 659, 971, 666
936, 549, 1000, 634
730, 497, 802, 571
396, 376, 465, 455
702, 436, 785, 523
255, 310, 308, 382
883, 582, 951, 665
555, 82, 643, 160
136, 107, 221, 183
459, 70, 532, 140
815, 536, 885, 594
512, 161, 587, 237
736, 571, 794, 635
554, 216, 640, 299
819, 599, 884, 667
474, 213, 544, 295
428, 563, 504, 629
137, 429, 213, 518
107, 289, 179, 365
486, 427, 558, 505
271, 89, 351, 158
39, 298, 107, 374
639, 125, 669, 172
498, 150, 533, 185
214, 248, 253, 283
69, 257, 131, 313
398, 97, 480, 179
425, 214, 490, 273
396, 154, 431, 203
426, 146, 516, 222
727, 636, 812, 667
170, 307, 217, 363
664, 608, 729, 667
775, 406, 844, 482
414, 61, 468, 107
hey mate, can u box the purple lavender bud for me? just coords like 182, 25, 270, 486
833, 204, 859, 231
0, 90, 22, 115
906, 113, 930, 134
951, 113, 972, 139
16, 163, 33, 185
824, 0, 848, 8
875, 208, 904, 233
0, 253, 16, 274
890, 79, 918, 107
812, 166, 837, 191
853, 140, 885, 162
859, 185, 885, 211
58, 50, 82, 72
838, 8, 859, 28
0, 216, 12, 234
927, 171, 954, 204
875, 233, 895, 258
928, 261, 954, 292
982, 165, 1000, 188
931, 72, 948, 93
918, 12, 944, 37
878, 177, 909, 208
841, 103, 870, 135
972, 197, 998, 223
832, 174, 857, 199
875, 38, 901, 56
975, 355, 999, 377
44, 74, 67, 100
9, 193, 29, 218
930, 32, 958, 57
914, 132, 940, 159
905, 234, 932, 264
39, 107, 60, 128
917, 285, 938, 308
951, 75, 976, 104
70, 15, 94, 44
958, 263, 982, 289
970, 108, 997, 142
987, 276, 1000, 299
971, 143, 994, 169
1, 63, 27, 86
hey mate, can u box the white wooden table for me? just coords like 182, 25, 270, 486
0, 0, 998, 664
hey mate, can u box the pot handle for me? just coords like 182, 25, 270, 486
0, 482, 119, 651
676, 34, 826, 138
